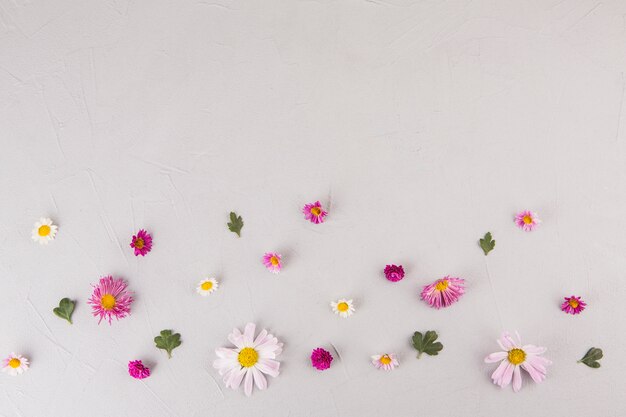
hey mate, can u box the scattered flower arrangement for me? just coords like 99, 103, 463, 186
262, 252, 282, 274
331, 298, 355, 318
420, 277, 465, 309
128, 360, 151, 379
2, 353, 29, 376
561, 295, 586, 315
196, 278, 219, 296
130, 229, 152, 256
311, 348, 333, 370
31, 217, 57, 244
302, 201, 327, 224
384, 264, 404, 282
371, 353, 399, 371
87, 276, 134, 325
514, 210, 540, 231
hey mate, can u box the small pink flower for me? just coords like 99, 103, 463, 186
371, 353, 399, 371
303, 201, 328, 224
561, 295, 586, 315
514, 210, 540, 231
262, 252, 282, 274
87, 276, 134, 324
130, 229, 152, 256
420, 276, 465, 309
311, 348, 333, 370
128, 360, 150, 379
384, 264, 404, 282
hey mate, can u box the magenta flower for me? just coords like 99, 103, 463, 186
514, 210, 540, 231
262, 252, 282, 274
87, 276, 134, 324
420, 276, 465, 309
311, 348, 333, 370
130, 229, 152, 256
384, 264, 405, 282
561, 295, 586, 315
128, 360, 150, 379
303, 201, 328, 224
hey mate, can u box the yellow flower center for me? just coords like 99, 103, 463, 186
8, 358, 21, 368
38, 225, 51, 236
522, 215, 533, 224
569, 299, 579, 308
101, 294, 116, 310
270, 256, 280, 266
508, 348, 526, 365
380, 355, 392, 365
311, 207, 322, 216
134, 238, 144, 249
435, 280, 449, 291
238, 347, 259, 368
201, 281, 213, 291
337, 302, 349, 312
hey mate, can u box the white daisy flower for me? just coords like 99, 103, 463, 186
213, 323, 283, 396
2, 353, 29, 376
31, 217, 58, 244
371, 353, 399, 371
331, 298, 355, 318
196, 278, 219, 296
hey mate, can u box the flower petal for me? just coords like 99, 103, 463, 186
244, 368, 254, 396
512, 366, 522, 392
484, 351, 507, 363
252, 367, 267, 390
256, 358, 280, 377
243, 323, 256, 346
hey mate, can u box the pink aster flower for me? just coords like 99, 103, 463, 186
371, 353, 399, 371
303, 201, 328, 224
420, 276, 465, 309
87, 276, 134, 324
484, 332, 551, 392
514, 210, 540, 231
128, 360, 150, 379
262, 252, 282, 274
311, 347, 333, 370
384, 264, 404, 282
561, 295, 586, 315
130, 229, 152, 256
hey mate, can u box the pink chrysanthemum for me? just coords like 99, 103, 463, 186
561, 295, 586, 315
514, 210, 540, 231
484, 332, 551, 392
371, 353, 399, 371
311, 347, 333, 370
130, 229, 152, 256
420, 276, 465, 309
384, 264, 405, 282
262, 252, 282, 274
128, 360, 150, 379
87, 276, 134, 324
302, 201, 328, 224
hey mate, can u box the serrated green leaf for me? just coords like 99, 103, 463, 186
479, 232, 496, 256
155, 329, 182, 358
412, 330, 443, 358
53, 298, 75, 324
227, 211, 244, 237
578, 347, 603, 368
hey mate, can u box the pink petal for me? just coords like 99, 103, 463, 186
500, 363, 515, 388
228, 328, 244, 349
252, 367, 267, 390
491, 360, 509, 383
244, 368, 254, 396
512, 366, 522, 392
253, 329, 268, 347
256, 358, 280, 377
229, 367, 246, 390
243, 323, 256, 346
484, 351, 507, 363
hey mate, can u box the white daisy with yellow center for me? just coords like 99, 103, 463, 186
2, 353, 29, 376
31, 217, 58, 245
196, 278, 219, 296
331, 298, 355, 318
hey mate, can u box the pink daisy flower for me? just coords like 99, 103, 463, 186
130, 229, 152, 256
302, 201, 328, 224
384, 264, 404, 282
87, 276, 134, 324
371, 353, 399, 371
420, 276, 465, 309
128, 360, 150, 379
262, 252, 282, 274
484, 332, 551, 392
561, 295, 586, 315
310, 348, 333, 370
514, 210, 540, 231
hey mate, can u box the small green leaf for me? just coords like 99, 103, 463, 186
227, 212, 244, 237
412, 330, 443, 358
578, 347, 603, 368
53, 298, 75, 324
155, 329, 182, 358
479, 232, 496, 256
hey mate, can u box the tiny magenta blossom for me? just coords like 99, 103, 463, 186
87, 276, 134, 324
484, 332, 551, 392
1, 353, 29, 376
384, 265, 404, 282
371, 353, 399, 371
420, 276, 465, 309
303, 201, 328, 224
514, 210, 541, 231
311, 348, 333, 370
561, 296, 586, 315
262, 252, 282, 273
128, 360, 150, 379
130, 229, 152, 256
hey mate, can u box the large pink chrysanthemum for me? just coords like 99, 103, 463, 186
213, 323, 283, 396
130, 229, 152, 256
420, 276, 465, 309
87, 276, 134, 324
514, 210, 540, 231
302, 201, 328, 224
484, 332, 551, 392
561, 295, 586, 315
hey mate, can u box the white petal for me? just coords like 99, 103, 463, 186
244, 368, 254, 396
252, 367, 267, 390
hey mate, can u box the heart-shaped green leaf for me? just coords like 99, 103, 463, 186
53, 298, 75, 324
578, 347, 603, 368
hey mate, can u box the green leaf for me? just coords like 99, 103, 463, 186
53, 298, 75, 324
227, 211, 244, 237
578, 347, 603, 368
479, 232, 496, 256
412, 330, 443, 359
155, 329, 182, 358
